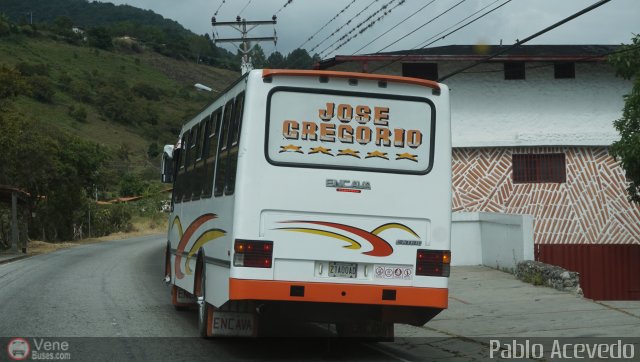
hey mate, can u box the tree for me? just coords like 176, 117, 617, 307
87, 26, 113, 50
53, 16, 74, 37
0, 14, 14, 37
267, 51, 285, 69
119, 173, 146, 197
0, 115, 110, 241
0, 66, 28, 99
251, 44, 267, 69
610, 35, 640, 204
285, 48, 313, 69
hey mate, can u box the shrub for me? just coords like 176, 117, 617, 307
69, 80, 93, 103
68, 105, 88, 122
27, 75, 55, 103
132, 83, 161, 100
0, 66, 27, 99
15, 62, 49, 77
91, 203, 133, 236
119, 173, 146, 197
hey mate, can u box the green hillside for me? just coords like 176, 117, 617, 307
1, 0, 188, 32
0, 33, 239, 170
0, 1, 315, 243
0, 0, 238, 69
0, 18, 240, 242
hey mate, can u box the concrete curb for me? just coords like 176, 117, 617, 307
0, 254, 31, 265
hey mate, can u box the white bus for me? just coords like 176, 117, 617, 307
161, 69, 451, 338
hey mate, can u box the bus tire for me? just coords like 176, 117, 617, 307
164, 242, 171, 284
196, 258, 212, 338
336, 321, 394, 342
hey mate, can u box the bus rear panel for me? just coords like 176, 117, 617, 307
164, 69, 451, 337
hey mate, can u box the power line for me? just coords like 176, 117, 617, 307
321, 0, 406, 57
367, 0, 510, 73
297, 0, 357, 50
439, 0, 612, 81
322, 0, 405, 57
309, 0, 378, 54
274, 0, 294, 15
214, 0, 226, 16
319, 0, 399, 57
351, 0, 436, 55
414, 0, 505, 49
238, 0, 253, 16
376, 0, 467, 54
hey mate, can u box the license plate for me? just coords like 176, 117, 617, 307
328, 262, 357, 278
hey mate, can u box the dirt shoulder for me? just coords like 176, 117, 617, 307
2, 220, 166, 257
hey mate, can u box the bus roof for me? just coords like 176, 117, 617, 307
262, 69, 441, 91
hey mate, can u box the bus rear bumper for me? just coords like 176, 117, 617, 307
229, 278, 448, 309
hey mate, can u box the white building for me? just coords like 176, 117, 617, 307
319, 45, 639, 246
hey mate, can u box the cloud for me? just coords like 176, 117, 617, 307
104, 0, 640, 57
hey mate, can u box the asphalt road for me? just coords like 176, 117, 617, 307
4, 235, 636, 361
0, 235, 442, 361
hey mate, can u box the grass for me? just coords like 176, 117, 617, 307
520, 271, 546, 286
0, 34, 239, 172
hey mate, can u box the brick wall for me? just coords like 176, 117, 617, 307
452, 147, 640, 244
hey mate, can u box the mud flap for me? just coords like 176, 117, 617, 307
171, 285, 197, 309
207, 310, 257, 337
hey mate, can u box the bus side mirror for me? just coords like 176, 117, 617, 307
161, 145, 174, 183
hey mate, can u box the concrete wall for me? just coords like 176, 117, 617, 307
328, 60, 632, 148
451, 212, 534, 270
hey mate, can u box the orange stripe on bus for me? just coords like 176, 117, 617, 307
262, 69, 441, 91
229, 279, 448, 308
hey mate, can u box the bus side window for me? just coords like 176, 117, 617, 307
203, 108, 221, 198
171, 147, 182, 205
214, 99, 234, 197
200, 115, 213, 198
192, 120, 206, 201
175, 132, 189, 203
224, 92, 245, 195
183, 125, 198, 202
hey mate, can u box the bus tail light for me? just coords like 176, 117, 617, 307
416, 250, 451, 277
234, 240, 273, 268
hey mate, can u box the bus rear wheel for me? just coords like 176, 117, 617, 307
196, 267, 212, 338
336, 321, 394, 341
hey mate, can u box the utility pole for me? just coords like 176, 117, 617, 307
11, 192, 18, 253
212, 15, 277, 75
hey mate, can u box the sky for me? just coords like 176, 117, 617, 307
103, 0, 639, 58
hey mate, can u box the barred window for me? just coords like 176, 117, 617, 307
554, 62, 575, 79
512, 153, 566, 183
504, 62, 525, 80
402, 63, 438, 81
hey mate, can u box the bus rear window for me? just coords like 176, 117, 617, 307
266, 88, 435, 174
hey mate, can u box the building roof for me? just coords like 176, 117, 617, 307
318, 44, 621, 69
0, 185, 30, 205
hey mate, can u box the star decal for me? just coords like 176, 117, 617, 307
337, 149, 361, 158
309, 146, 334, 156
279, 144, 304, 154
365, 150, 389, 160
396, 153, 418, 162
